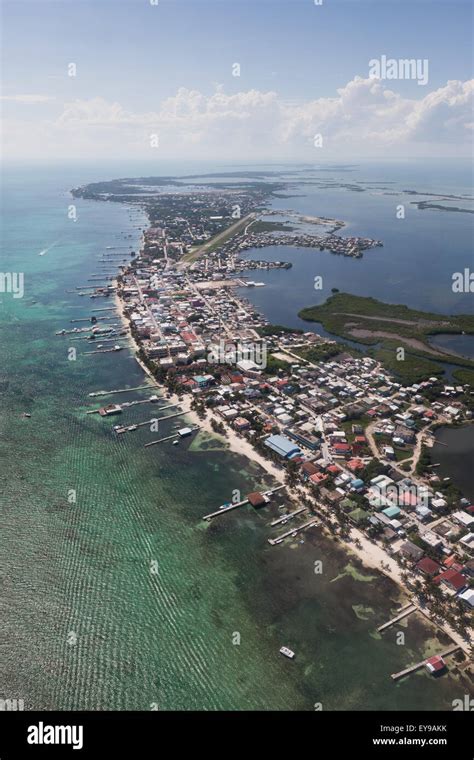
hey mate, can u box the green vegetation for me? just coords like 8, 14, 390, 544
361, 458, 387, 482
250, 220, 295, 233
393, 446, 412, 462
370, 348, 444, 385
256, 324, 303, 337
299, 292, 474, 333
298, 292, 474, 381
416, 444, 431, 475
182, 213, 254, 263
452, 368, 474, 388
263, 354, 291, 374
292, 342, 348, 363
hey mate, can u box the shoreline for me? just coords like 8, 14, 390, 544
112, 287, 472, 658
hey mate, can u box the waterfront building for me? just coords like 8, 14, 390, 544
264, 434, 302, 459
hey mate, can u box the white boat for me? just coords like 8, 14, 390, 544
172, 440, 179, 445
279, 646, 295, 659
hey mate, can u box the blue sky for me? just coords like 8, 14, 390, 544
2, 0, 473, 160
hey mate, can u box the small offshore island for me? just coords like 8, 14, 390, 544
69, 172, 473, 690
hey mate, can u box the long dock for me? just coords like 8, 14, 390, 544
83, 346, 124, 355
268, 518, 319, 546
270, 507, 307, 527
377, 604, 418, 632
144, 427, 199, 447
203, 485, 286, 521
123, 410, 187, 429
390, 645, 461, 681
88, 385, 152, 397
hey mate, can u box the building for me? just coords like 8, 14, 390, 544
285, 427, 320, 451
399, 540, 424, 563
416, 557, 441, 577
425, 656, 446, 675
264, 434, 302, 459
452, 511, 474, 529
458, 589, 474, 608
436, 568, 468, 593
99, 404, 122, 417
247, 492, 267, 508
382, 506, 401, 520
233, 417, 250, 431
301, 461, 319, 479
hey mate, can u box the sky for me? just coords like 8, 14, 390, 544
1, 0, 473, 162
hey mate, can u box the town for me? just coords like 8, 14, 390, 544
70, 180, 473, 679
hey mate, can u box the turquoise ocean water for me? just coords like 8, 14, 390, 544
0, 162, 471, 710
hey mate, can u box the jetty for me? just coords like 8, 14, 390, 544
83, 346, 124, 355
270, 507, 307, 527
203, 485, 286, 521
390, 645, 461, 681
116, 410, 188, 430
88, 384, 152, 397
377, 603, 418, 632
144, 427, 199, 446
268, 518, 319, 546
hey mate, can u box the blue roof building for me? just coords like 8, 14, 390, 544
382, 506, 401, 519
264, 434, 302, 459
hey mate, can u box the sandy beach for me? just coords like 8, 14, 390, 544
114, 287, 472, 656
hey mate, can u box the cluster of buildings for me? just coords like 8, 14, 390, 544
238, 231, 384, 259
114, 191, 473, 628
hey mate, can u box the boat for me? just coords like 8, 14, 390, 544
128, 425, 137, 431
279, 646, 295, 659
172, 440, 179, 445
21, 412, 31, 418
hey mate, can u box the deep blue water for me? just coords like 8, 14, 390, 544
237, 161, 473, 321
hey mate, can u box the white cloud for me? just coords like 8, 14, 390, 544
3, 78, 473, 159
1, 94, 55, 103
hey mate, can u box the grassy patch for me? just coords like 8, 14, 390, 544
298, 293, 474, 372
452, 368, 474, 388
371, 348, 444, 384
250, 220, 295, 233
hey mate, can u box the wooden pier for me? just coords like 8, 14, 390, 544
88, 384, 152, 397
144, 426, 200, 447
390, 645, 461, 681
377, 604, 418, 632
270, 507, 307, 527
268, 518, 319, 546
123, 410, 188, 430
83, 346, 124, 355
202, 485, 286, 521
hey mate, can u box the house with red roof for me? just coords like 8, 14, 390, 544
435, 568, 468, 593
309, 472, 328, 486
347, 458, 364, 472
416, 557, 441, 577
301, 461, 320, 479
425, 656, 446, 675
333, 442, 351, 456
